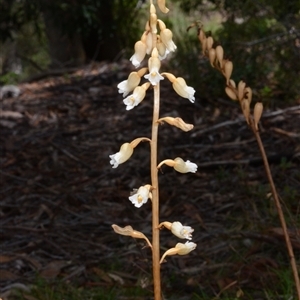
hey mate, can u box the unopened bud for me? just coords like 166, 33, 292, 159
215, 45, 224, 67
150, 12, 158, 34
206, 36, 214, 50
238, 80, 246, 101
224, 60, 233, 84
225, 86, 237, 100
208, 48, 216, 67
241, 99, 250, 124
229, 79, 236, 89
254, 102, 263, 130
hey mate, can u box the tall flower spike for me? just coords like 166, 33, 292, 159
123, 82, 151, 110
162, 72, 195, 103
157, 157, 198, 173
129, 184, 152, 208
158, 221, 194, 240
130, 32, 147, 68
160, 241, 197, 263
117, 68, 148, 97
144, 48, 164, 85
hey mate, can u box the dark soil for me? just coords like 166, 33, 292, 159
1, 60, 299, 299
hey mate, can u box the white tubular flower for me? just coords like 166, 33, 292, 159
157, 35, 169, 60
157, 157, 198, 173
123, 82, 150, 110
109, 137, 151, 168
162, 73, 195, 103
109, 143, 134, 168
160, 241, 197, 263
144, 48, 164, 85
129, 184, 152, 208
176, 241, 197, 255
158, 221, 194, 240
117, 68, 147, 97
158, 20, 177, 53
171, 222, 194, 240
130, 32, 147, 68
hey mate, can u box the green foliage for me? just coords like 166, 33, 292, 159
170, 0, 300, 105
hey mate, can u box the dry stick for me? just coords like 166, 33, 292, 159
151, 82, 161, 300
250, 119, 300, 298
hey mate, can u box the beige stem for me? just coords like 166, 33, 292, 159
151, 82, 161, 300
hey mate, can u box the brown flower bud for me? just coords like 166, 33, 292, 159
237, 80, 246, 101
206, 36, 214, 50
215, 45, 224, 67
254, 102, 263, 130
224, 60, 233, 84
229, 79, 236, 89
241, 99, 250, 124
225, 86, 238, 100
208, 48, 216, 67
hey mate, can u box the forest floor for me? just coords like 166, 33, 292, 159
0, 61, 300, 300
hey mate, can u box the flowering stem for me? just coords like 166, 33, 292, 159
151, 82, 161, 300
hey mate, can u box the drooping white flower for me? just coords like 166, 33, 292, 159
129, 185, 152, 208
160, 241, 197, 263
144, 48, 164, 85
176, 241, 197, 255
109, 143, 134, 168
157, 157, 198, 173
123, 82, 150, 110
173, 77, 195, 103
162, 73, 196, 103
117, 68, 147, 97
174, 158, 197, 173
158, 20, 177, 53
130, 32, 147, 68
109, 138, 151, 168
158, 221, 194, 240
157, 35, 170, 60
171, 222, 194, 240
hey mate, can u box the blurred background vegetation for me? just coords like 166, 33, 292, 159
0, 0, 299, 105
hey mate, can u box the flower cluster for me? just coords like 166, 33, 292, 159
115, 3, 195, 112
110, 0, 197, 271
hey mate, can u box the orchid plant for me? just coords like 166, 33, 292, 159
109, 1, 197, 299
